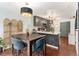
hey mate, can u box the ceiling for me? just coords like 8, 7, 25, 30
0, 2, 77, 19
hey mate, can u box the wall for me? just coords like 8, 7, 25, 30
0, 19, 3, 38
53, 18, 60, 33
52, 17, 75, 34
22, 16, 33, 32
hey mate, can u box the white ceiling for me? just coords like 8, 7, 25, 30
0, 2, 77, 18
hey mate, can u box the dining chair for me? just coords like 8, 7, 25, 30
32, 37, 45, 56
11, 37, 27, 56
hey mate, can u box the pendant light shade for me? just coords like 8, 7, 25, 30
21, 7, 33, 16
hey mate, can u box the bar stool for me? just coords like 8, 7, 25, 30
11, 37, 27, 56
32, 37, 45, 56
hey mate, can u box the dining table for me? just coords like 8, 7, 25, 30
12, 32, 46, 56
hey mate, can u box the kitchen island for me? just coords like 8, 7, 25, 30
33, 31, 60, 49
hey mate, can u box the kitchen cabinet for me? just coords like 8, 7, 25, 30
46, 34, 59, 47
33, 31, 59, 48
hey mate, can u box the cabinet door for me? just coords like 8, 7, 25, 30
46, 35, 59, 47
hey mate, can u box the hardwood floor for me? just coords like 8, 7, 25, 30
0, 37, 76, 56
59, 37, 76, 56
46, 37, 76, 56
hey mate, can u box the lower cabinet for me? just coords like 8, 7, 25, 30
46, 34, 59, 47
33, 32, 59, 47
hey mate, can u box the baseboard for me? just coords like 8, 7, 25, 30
46, 44, 58, 49
68, 43, 75, 46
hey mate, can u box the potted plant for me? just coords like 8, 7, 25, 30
0, 37, 7, 53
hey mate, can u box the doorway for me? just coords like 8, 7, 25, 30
60, 21, 70, 38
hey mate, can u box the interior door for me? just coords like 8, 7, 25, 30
60, 22, 70, 37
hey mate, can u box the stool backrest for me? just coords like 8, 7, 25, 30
11, 37, 25, 50
36, 37, 45, 49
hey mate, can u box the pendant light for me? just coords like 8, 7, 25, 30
21, 7, 33, 16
